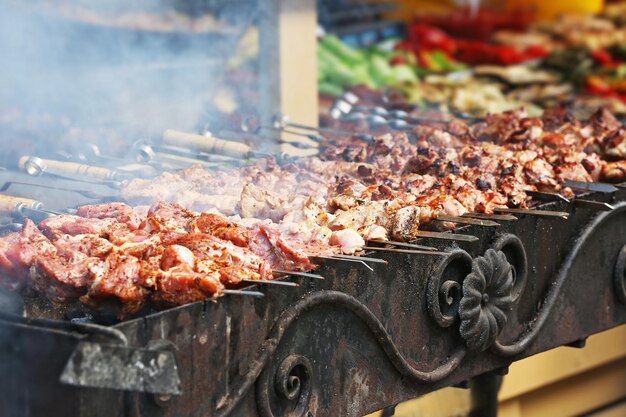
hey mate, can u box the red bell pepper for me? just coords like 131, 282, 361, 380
524, 45, 550, 60
591, 49, 614, 67
389, 55, 407, 66
407, 24, 457, 55
586, 75, 613, 96
454, 40, 547, 66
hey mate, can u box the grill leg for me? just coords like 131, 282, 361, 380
469, 372, 502, 417
381, 404, 396, 417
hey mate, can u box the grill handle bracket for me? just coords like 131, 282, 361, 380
59, 341, 182, 396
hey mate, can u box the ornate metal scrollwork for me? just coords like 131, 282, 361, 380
427, 249, 473, 328
459, 249, 514, 351
217, 291, 467, 417
491, 234, 527, 303
492, 202, 626, 357
217, 201, 626, 416
257, 354, 313, 417
614, 245, 626, 305
275, 355, 312, 411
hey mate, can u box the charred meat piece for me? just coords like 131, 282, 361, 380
389, 206, 434, 241
329, 229, 365, 255
31, 256, 101, 303
53, 234, 114, 259
150, 244, 225, 307
77, 202, 143, 230
602, 160, 626, 183
588, 107, 622, 133
81, 252, 149, 317
172, 232, 272, 282
603, 129, 626, 160
190, 213, 249, 247
248, 224, 315, 270
152, 269, 223, 308
1, 220, 57, 291
39, 215, 117, 240
239, 183, 289, 222
555, 162, 593, 183
3, 104, 626, 317
160, 245, 195, 271
142, 201, 197, 233
0, 232, 22, 290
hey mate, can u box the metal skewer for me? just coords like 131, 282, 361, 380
329, 92, 360, 119
332, 254, 387, 264
247, 112, 376, 143
0, 181, 115, 200
264, 126, 326, 144
0, 196, 54, 222
463, 213, 518, 222
310, 255, 374, 272
77, 143, 142, 168
0, 199, 62, 222
0, 222, 22, 233
273, 113, 357, 138
526, 190, 570, 203
135, 143, 236, 170
435, 215, 500, 227
272, 270, 325, 280
413, 230, 479, 242
0, 195, 43, 212
162, 129, 274, 160
20, 157, 122, 189
494, 207, 569, 219
362, 246, 448, 256
149, 142, 240, 164
345, 106, 458, 125
347, 105, 486, 129
451, 111, 486, 122
241, 279, 298, 287
564, 180, 618, 193
367, 240, 438, 251
340, 113, 428, 132
573, 200, 615, 211
387, 109, 452, 124
19, 206, 58, 220
221, 289, 264, 298
229, 130, 320, 149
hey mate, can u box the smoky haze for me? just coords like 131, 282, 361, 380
0, 0, 255, 163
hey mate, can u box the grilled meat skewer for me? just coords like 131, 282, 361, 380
2, 107, 626, 318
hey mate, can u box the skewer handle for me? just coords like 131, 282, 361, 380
163, 130, 250, 159
19, 157, 117, 181
0, 195, 42, 215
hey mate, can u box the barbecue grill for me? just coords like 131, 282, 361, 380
2, 2, 626, 417
1, 171, 625, 416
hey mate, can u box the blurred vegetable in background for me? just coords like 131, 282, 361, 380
318, 35, 420, 95
544, 47, 626, 103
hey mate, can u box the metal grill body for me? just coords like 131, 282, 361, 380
1, 188, 626, 417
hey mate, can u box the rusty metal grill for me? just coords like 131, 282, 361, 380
1, 179, 625, 416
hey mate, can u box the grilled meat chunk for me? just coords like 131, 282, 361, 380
248, 224, 314, 271
81, 253, 148, 317
329, 229, 365, 255
190, 213, 249, 247
39, 215, 116, 240
0, 220, 56, 291
77, 202, 143, 230
4, 106, 626, 317
602, 160, 626, 183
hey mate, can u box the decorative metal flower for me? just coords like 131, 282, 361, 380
459, 249, 514, 351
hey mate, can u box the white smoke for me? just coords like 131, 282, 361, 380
0, 0, 255, 148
